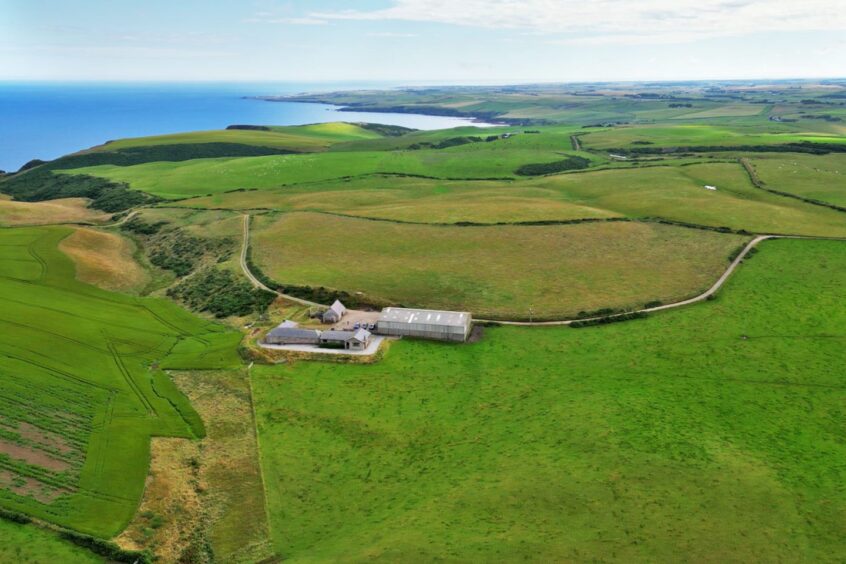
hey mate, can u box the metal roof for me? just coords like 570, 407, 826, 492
378, 307, 471, 327
328, 300, 346, 315
267, 327, 321, 339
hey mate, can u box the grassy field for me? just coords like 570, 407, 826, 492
251, 212, 746, 319
252, 238, 846, 562
58, 145, 596, 199
0, 226, 241, 536
750, 154, 846, 207
0, 198, 109, 226
170, 161, 846, 236
91, 122, 384, 153
59, 228, 150, 293
0, 519, 104, 563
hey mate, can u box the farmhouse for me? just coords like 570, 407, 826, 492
320, 329, 372, 351
376, 307, 472, 342
322, 300, 347, 324
265, 326, 321, 345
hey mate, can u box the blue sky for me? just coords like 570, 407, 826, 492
2, 0, 844, 83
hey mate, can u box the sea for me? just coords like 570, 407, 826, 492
0, 82, 492, 172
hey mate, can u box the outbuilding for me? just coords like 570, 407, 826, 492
320, 329, 372, 351
265, 326, 321, 345
322, 300, 347, 324
376, 307, 472, 342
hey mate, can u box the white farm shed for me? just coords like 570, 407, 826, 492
376, 307, 472, 342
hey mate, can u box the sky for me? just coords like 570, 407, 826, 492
2, 0, 845, 83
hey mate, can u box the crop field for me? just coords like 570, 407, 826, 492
0, 226, 241, 536
252, 239, 846, 562
0, 519, 104, 562
59, 227, 150, 293
750, 154, 846, 207
251, 212, 746, 319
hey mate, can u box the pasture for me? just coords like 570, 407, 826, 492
0, 226, 241, 536
251, 212, 746, 319
0, 519, 103, 563
253, 238, 846, 562
91, 122, 384, 153
750, 153, 846, 208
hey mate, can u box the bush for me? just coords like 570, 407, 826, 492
58, 530, 152, 564
570, 311, 648, 328
515, 156, 591, 176
168, 268, 275, 317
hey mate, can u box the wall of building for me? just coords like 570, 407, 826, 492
376, 322, 469, 342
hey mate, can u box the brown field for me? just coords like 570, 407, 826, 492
59, 228, 149, 293
0, 198, 109, 226
118, 370, 273, 563
252, 212, 747, 320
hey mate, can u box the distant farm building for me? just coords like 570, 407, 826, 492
377, 307, 472, 342
322, 300, 347, 324
704, 185, 717, 191
265, 326, 321, 345
320, 329, 372, 351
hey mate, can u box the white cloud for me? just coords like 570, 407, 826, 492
366, 32, 418, 38
310, 0, 846, 44
246, 16, 328, 25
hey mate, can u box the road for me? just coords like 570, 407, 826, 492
240, 214, 321, 307
239, 214, 843, 326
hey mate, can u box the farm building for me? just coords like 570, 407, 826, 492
322, 300, 347, 324
376, 307, 472, 342
320, 329, 372, 351
265, 326, 321, 345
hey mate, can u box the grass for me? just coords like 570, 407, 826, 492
91, 122, 383, 153
252, 238, 846, 562
0, 198, 109, 226
58, 144, 598, 200
0, 226, 242, 536
58, 228, 150, 293
251, 212, 746, 319
750, 153, 846, 207
0, 519, 104, 563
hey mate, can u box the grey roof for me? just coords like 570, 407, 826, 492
328, 300, 346, 315
378, 307, 471, 327
352, 329, 372, 342
267, 327, 321, 339
320, 330, 356, 341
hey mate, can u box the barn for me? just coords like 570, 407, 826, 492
376, 307, 472, 342
265, 326, 321, 345
321, 300, 347, 324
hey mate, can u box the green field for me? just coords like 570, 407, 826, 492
251, 212, 746, 319
0, 519, 104, 563
92, 122, 384, 153
0, 226, 241, 536
750, 154, 846, 207
253, 238, 846, 562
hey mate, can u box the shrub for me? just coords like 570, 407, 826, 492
515, 156, 591, 176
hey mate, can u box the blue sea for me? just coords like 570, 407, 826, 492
0, 82, 490, 172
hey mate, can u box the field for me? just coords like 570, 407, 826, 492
253, 239, 846, 562
0, 197, 109, 226
0, 519, 104, 563
59, 227, 150, 293
251, 212, 746, 319
750, 153, 846, 207
92, 122, 384, 153
0, 226, 241, 536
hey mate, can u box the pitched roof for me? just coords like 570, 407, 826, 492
267, 327, 321, 339
378, 307, 471, 328
328, 300, 346, 315
320, 330, 355, 341
352, 329, 372, 342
